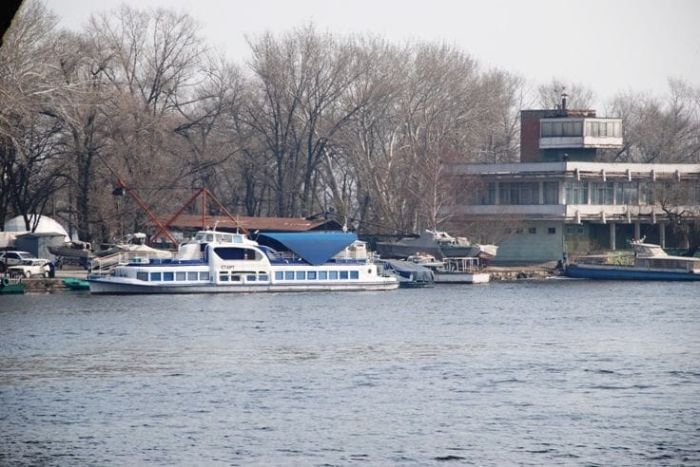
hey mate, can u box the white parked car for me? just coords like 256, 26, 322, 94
0, 251, 51, 278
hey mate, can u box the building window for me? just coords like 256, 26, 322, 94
542, 120, 583, 137
564, 181, 588, 204
639, 182, 654, 205
616, 182, 638, 205
528, 227, 537, 234
548, 227, 556, 234
591, 182, 614, 205
499, 182, 539, 205
543, 182, 559, 204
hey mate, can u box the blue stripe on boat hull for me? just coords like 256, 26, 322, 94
564, 264, 700, 281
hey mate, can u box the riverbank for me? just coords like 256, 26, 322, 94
486, 262, 558, 281
17, 269, 88, 293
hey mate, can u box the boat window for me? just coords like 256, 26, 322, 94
319, 271, 328, 280
340, 271, 349, 280
231, 275, 241, 282
259, 274, 269, 281
206, 234, 214, 242
284, 271, 294, 280
307, 271, 317, 280
219, 272, 229, 282
275, 271, 284, 280
150, 272, 162, 281
176, 271, 186, 281
137, 272, 148, 281
296, 271, 306, 280
350, 271, 359, 279
187, 271, 198, 281
329, 271, 339, 280
247, 274, 257, 282
199, 271, 209, 281
214, 247, 258, 261
164, 272, 174, 281
548, 227, 556, 234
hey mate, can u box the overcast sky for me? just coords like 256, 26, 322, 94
42, 0, 700, 107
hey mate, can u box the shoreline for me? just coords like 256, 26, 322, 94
14, 264, 559, 293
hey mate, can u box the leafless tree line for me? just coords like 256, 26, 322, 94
1, 1, 699, 243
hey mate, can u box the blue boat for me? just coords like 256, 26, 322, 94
564, 239, 700, 281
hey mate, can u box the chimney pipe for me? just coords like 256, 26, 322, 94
561, 91, 568, 111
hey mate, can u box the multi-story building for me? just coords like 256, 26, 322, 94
450, 96, 700, 262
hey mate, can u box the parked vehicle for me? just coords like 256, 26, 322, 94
0, 250, 51, 278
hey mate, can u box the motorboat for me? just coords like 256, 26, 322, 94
564, 238, 700, 281
407, 254, 490, 284
88, 229, 398, 294
378, 258, 435, 288
375, 230, 497, 260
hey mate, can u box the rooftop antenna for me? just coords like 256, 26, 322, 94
561, 88, 568, 111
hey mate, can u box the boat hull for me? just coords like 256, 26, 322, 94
564, 264, 700, 281
88, 279, 399, 294
434, 272, 490, 284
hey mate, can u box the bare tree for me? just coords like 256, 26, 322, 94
655, 178, 700, 255
246, 25, 372, 217
609, 79, 700, 163
537, 78, 595, 109
0, 0, 67, 231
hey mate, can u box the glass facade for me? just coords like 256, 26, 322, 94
499, 182, 539, 205
590, 182, 614, 205
564, 181, 588, 204
463, 179, 699, 207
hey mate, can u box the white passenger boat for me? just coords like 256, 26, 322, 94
88, 230, 398, 294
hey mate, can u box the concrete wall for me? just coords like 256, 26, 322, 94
494, 221, 564, 263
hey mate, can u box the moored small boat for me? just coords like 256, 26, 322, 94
63, 277, 90, 291
407, 254, 490, 284
376, 230, 497, 260
0, 276, 26, 294
564, 239, 700, 281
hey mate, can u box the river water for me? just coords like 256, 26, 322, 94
1, 280, 698, 466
